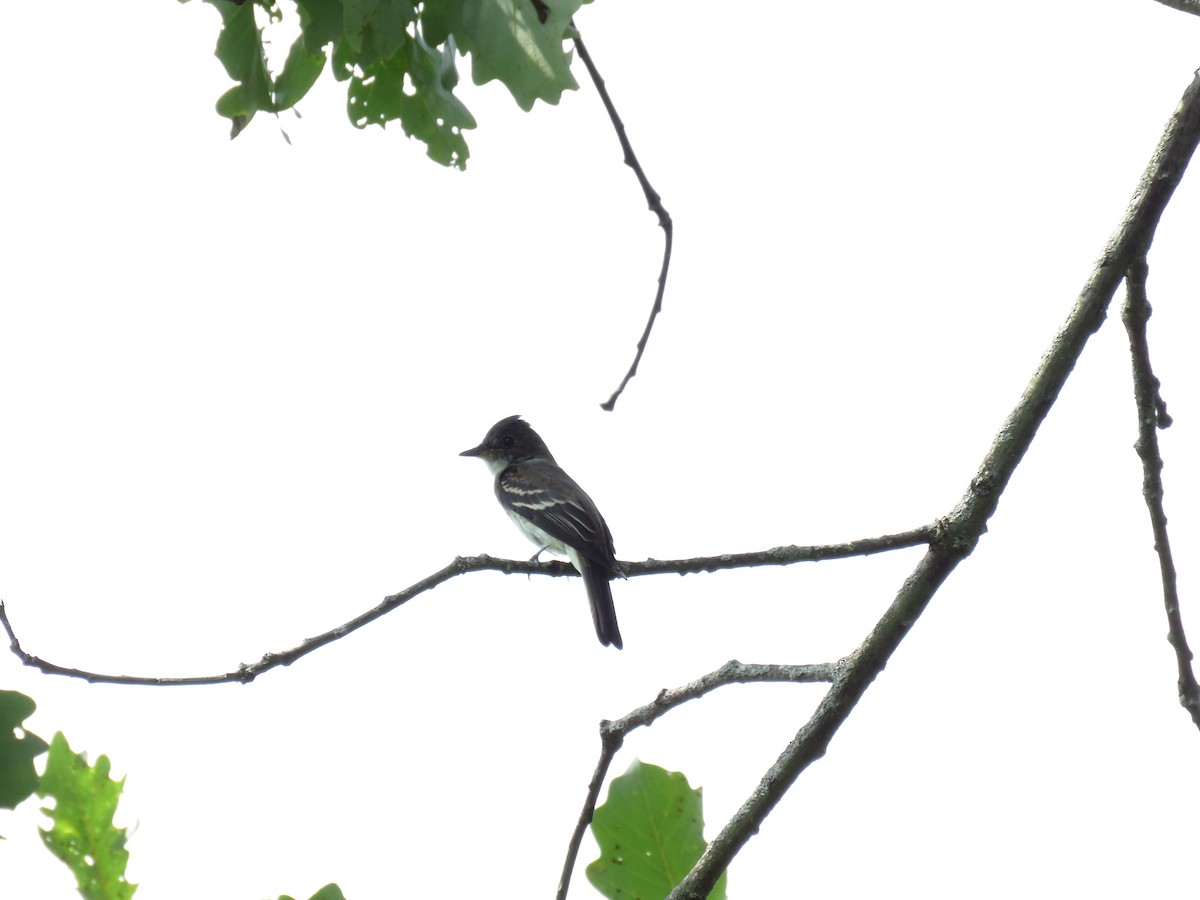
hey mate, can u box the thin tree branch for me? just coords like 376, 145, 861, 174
663, 70, 1200, 900
570, 28, 674, 412
1120, 257, 1200, 729
0, 527, 932, 686
555, 660, 837, 900
1151, 0, 1200, 17
628, 525, 935, 575
558, 716, 623, 900
0, 558, 478, 686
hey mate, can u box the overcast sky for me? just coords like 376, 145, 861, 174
2, 1, 1199, 897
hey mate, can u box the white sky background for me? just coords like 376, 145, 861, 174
2, 0, 1199, 896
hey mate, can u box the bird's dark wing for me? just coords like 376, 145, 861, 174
497, 461, 618, 572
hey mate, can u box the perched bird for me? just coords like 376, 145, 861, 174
460, 416, 623, 649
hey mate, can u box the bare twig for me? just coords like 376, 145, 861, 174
570, 28, 674, 411
661, 71, 1200, 900
626, 525, 935, 576
1120, 257, 1200, 729
555, 660, 837, 900
1, 558, 482, 686
0, 527, 931, 686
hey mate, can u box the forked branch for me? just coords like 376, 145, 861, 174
555, 660, 838, 900
656, 70, 1200, 900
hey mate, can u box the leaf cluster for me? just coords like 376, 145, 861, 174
204, 0, 590, 167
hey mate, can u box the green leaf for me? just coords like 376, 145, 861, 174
444, 0, 588, 110
0, 690, 49, 812
38, 732, 136, 900
294, 0, 344, 52
209, 0, 273, 135
273, 33, 328, 109
343, 0, 417, 65
331, 35, 357, 83
587, 761, 728, 900
419, 0, 453, 47
347, 30, 475, 168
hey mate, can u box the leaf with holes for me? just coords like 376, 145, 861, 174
0, 690, 48, 815
347, 30, 475, 168
38, 732, 136, 900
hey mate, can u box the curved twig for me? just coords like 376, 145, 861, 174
0, 526, 932, 686
570, 28, 674, 411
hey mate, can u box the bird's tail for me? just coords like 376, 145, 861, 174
581, 559, 623, 650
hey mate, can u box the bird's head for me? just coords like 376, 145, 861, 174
460, 416, 555, 473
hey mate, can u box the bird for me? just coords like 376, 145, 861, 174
460, 416, 624, 649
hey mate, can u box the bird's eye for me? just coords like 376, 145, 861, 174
501, 435, 515, 447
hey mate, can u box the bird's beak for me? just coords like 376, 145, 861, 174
459, 443, 488, 458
